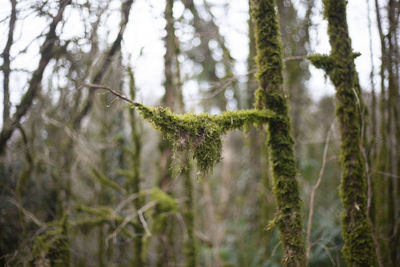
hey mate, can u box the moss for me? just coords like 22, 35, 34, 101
314, 0, 377, 265
251, 0, 306, 266
147, 187, 178, 213
29, 216, 70, 267
133, 103, 273, 174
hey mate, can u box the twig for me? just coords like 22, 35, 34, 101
115, 193, 139, 212
79, 83, 136, 105
7, 197, 45, 228
371, 170, 400, 179
107, 200, 156, 243
306, 120, 335, 261
283, 55, 307, 62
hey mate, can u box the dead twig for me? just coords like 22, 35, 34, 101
79, 83, 136, 105
306, 120, 335, 261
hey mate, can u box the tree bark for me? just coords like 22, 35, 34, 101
250, 0, 306, 266
0, 0, 70, 154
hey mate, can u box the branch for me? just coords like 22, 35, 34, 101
0, 0, 70, 155
306, 120, 335, 261
79, 83, 136, 105
2, 0, 17, 124
72, 0, 134, 130
81, 83, 274, 174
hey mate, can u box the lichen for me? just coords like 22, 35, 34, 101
133, 102, 274, 174
308, 52, 361, 75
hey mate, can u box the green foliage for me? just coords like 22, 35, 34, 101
133, 103, 274, 174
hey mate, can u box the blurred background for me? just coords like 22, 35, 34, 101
0, 0, 398, 266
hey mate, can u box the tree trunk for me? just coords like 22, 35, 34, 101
310, 0, 377, 265
250, 0, 306, 266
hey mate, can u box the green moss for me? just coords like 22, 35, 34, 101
251, 0, 306, 266
147, 187, 178, 213
181, 155, 197, 267
133, 103, 273, 174
29, 216, 70, 267
314, 0, 377, 265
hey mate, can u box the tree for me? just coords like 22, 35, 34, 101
251, 0, 306, 265
309, 0, 377, 265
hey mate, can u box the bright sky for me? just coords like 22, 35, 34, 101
0, 0, 383, 122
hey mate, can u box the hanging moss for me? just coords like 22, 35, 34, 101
251, 0, 306, 266
308, 0, 377, 266
91, 168, 125, 193
133, 103, 274, 174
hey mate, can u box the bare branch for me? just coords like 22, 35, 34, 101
79, 83, 136, 105
306, 120, 335, 261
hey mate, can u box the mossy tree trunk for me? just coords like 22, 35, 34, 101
247, 2, 273, 262
250, 0, 306, 266
309, 0, 377, 265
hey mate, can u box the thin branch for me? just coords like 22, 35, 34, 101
79, 83, 136, 105
7, 197, 45, 228
306, 120, 335, 261
2, 0, 17, 124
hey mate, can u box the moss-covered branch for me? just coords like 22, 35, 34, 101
308, 52, 361, 74
134, 103, 274, 173
29, 216, 70, 267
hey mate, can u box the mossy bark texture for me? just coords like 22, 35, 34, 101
310, 0, 377, 266
250, 0, 306, 266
